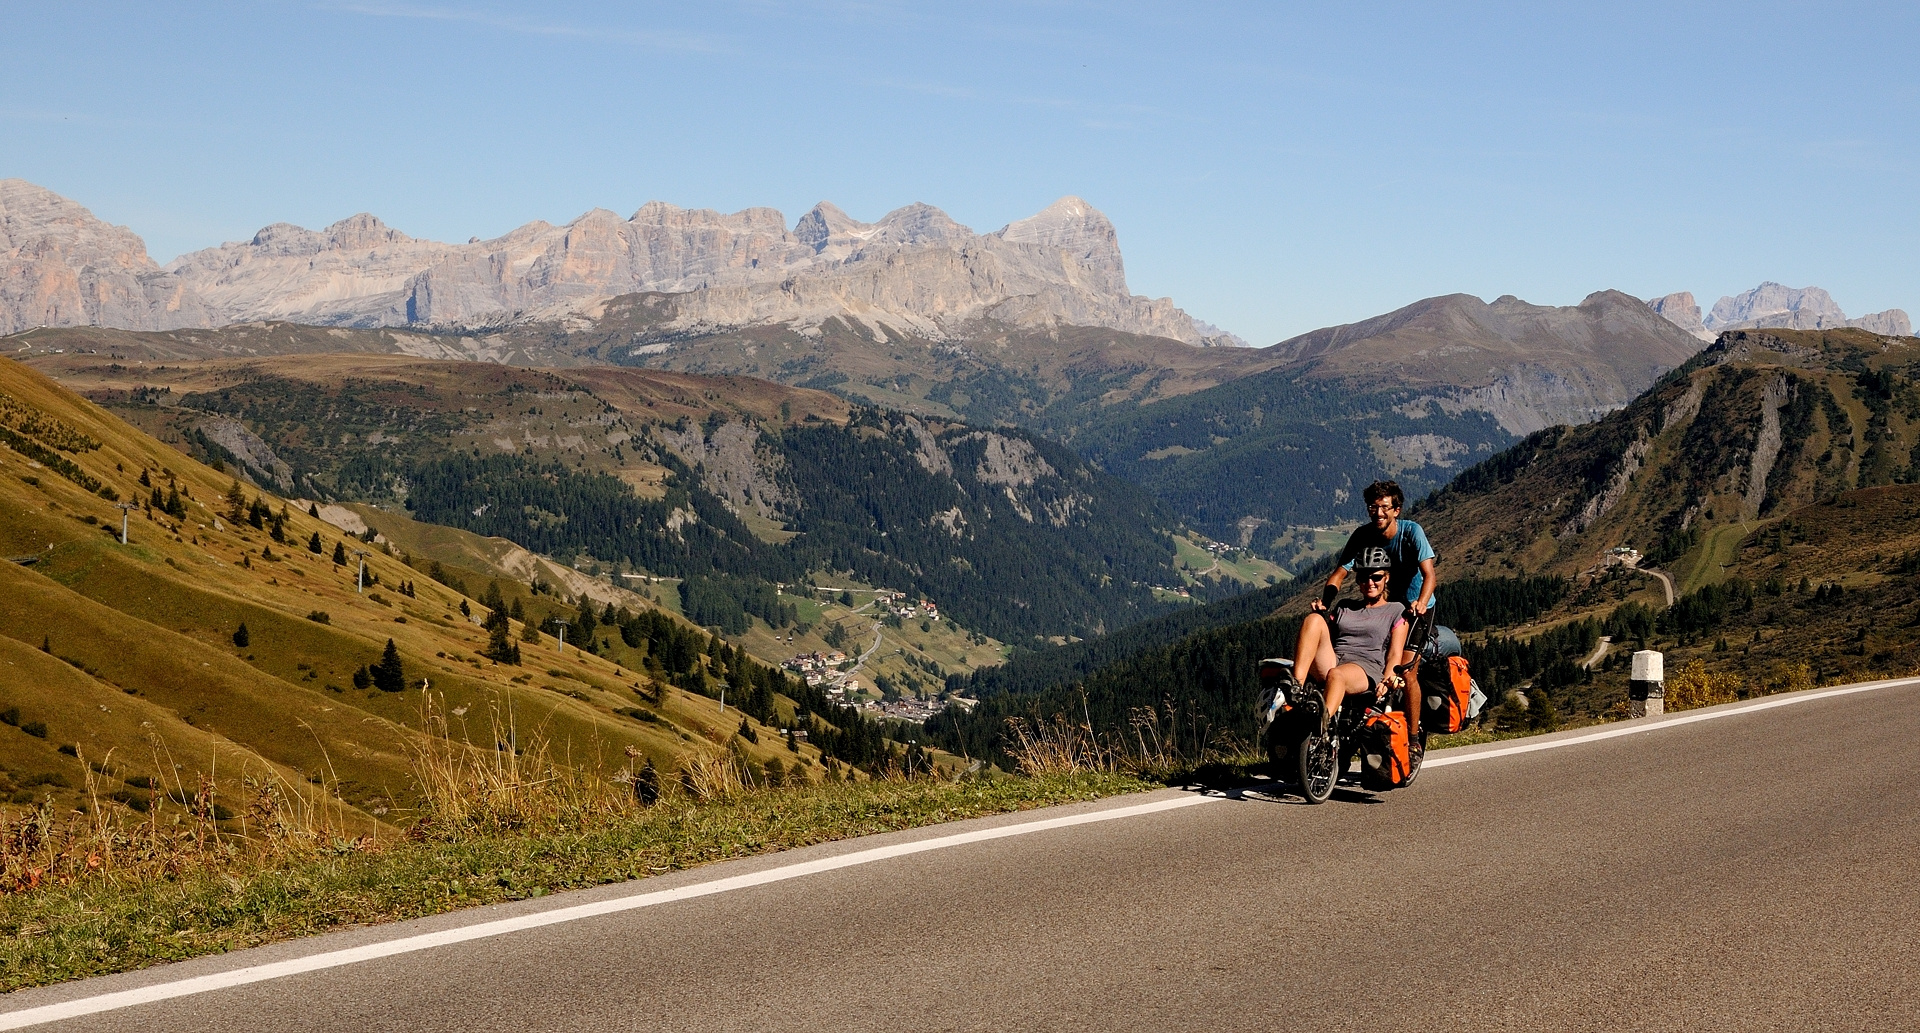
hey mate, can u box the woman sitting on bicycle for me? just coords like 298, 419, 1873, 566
1291, 546, 1409, 733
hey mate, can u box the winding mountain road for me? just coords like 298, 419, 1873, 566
9, 677, 1918, 1032
1644, 564, 1676, 605
1581, 634, 1612, 670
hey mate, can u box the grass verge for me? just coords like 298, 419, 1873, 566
0, 771, 1152, 992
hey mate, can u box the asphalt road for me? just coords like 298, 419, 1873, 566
8, 679, 1918, 1032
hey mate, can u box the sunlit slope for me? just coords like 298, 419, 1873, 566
1416, 327, 1920, 583
0, 356, 829, 819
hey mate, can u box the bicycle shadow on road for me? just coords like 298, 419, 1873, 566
1174, 764, 1386, 807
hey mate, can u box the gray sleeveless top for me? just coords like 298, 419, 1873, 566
1329, 600, 1407, 682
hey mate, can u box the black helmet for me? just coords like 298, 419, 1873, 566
1354, 546, 1392, 574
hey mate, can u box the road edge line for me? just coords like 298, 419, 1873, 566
0, 794, 1218, 1030
1424, 676, 1920, 770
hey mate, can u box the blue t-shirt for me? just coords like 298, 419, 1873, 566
1339, 518, 1436, 609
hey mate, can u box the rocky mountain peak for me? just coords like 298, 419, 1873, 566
794, 201, 972, 255
1648, 291, 1711, 341
871, 203, 970, 246
993, 196, 1126, 297
0, 178, 213, 334
326, 213, 411, 250
1708, 282, 1847, 331
0, 180, 1232, 346
998, 196, 1106, 246
1650, 282, 1911, 338
1, 178, 148, 260
794, 201, 861, 251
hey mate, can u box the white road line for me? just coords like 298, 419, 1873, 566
0, 795, 1219, 1030
1424, 675, 1920, 769
9, 674, 1915, 1029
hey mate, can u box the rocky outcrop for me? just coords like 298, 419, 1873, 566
651, 419, 792, 523
1691, 282, 1912, 337
1648, 292, 1712, 341
1742, 375, 1790, 520
199, 416, 294, 491
1708, 282, 1847, 331
0, 179, 216, 334
1846, 309, 1913, 336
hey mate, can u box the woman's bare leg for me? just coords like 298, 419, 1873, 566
1322, 663, 1370, 722
1292, 614, 1340, 686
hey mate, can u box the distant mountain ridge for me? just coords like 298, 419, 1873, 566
1263, 289, 1705, 434
0, 179, 1239, 347
7, 286, 1710, 558
1650, 282, 1910, 340
1060, 289, 1706, 549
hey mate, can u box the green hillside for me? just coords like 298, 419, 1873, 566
1070, 363, 1511, 544
39, 354, 1195, 642
0, 356, 901, 823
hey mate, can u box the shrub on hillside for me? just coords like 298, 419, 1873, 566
1664, 660, 1742, 711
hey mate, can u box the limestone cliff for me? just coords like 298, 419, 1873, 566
1651, 281, 1913, 338
163, 192, 1230, 345
0, 180, 1235, 346
0, 179, 216, 334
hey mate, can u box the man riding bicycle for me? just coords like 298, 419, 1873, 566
1311, 480, 1438, 741
1290, 545, 1409, 734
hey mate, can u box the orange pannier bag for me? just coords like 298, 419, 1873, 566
1359, 710, 1411, 790
1423, 655, 1474, 735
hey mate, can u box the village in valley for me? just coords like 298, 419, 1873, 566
778, 591, 967, 724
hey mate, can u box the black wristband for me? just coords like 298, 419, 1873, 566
1320, 584, 1339, 609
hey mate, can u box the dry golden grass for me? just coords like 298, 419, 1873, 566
1004, 699, 1246, 778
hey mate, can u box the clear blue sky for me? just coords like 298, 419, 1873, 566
4, 2, 1914, 344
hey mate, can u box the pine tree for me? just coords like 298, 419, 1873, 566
333, 541, 347, 565
372, 639, 407, 692
270, 512, 286, 543
308, 531, 323, 554
509, 598, 523, 621
738, 717, 758, 744
575, 596, 598, 652
352, 665, 372, 690
224, 480, 247, 523
308, 502, 320, 518
459, 599, 471, 618
786, 727, 799, 753
139, 469, 151, 487
484, 617, 521, 665
232, 623, 249, 648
